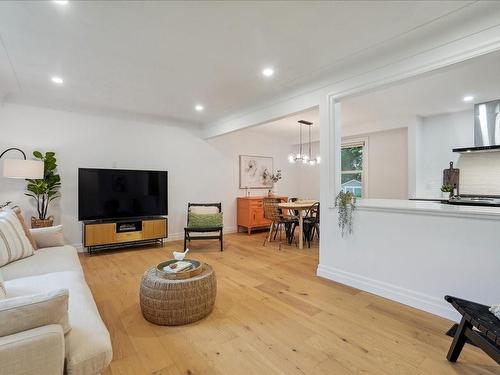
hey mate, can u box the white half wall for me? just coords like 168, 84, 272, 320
0, 103, 300, 249
317, 205, 500, 321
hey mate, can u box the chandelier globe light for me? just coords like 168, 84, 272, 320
288, 120, 320, 165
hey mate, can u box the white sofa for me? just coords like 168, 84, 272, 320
0, 245, 112, 375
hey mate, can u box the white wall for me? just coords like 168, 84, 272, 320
416, 109, 500, 197
416, 110, 472, 197
295, 163, 320, 200
343, 128, 408, 199
291, 141, 320, 200
0, 103, 300, 248
207, 131, 301, 199
290, 127, 410, 202
367, 128, 408, 199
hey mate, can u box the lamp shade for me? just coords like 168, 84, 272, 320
2, 159, 44, 179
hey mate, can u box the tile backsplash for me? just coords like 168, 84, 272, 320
457, 152, 500, 195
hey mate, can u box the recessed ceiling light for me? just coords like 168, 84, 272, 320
463, 95, 474, 102
51, 76, 64, 85
262, 68, 274, 77
53, 0, 69, 4
195, 104, 204, 112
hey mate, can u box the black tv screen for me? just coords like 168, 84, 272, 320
78, 168, 168, 221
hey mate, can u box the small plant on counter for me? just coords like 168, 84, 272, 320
335, 191, 356, 237
441, 184, 454, 198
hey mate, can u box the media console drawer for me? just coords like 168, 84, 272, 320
83, 218, 168, 249
116, 231, 142, 243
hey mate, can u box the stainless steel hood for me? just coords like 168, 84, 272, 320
453, 99, 500, 153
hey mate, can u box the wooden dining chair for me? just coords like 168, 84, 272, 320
302, 202, 320, 248
262, 198, 296, 249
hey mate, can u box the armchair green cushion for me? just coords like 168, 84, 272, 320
188, 212, 223, 228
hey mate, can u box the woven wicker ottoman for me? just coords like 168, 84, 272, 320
140, 263, 217, 326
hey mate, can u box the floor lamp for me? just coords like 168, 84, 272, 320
0, 147, 44, 179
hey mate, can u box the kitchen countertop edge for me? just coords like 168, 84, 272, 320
341, 199, 500, 220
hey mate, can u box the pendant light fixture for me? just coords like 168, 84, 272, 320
288, 120, 320, 165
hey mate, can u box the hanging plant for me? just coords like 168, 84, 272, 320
334, 191, 356, 236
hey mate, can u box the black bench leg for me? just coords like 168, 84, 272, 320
184, 232, 187, 251
220, 230, 223, 251
447, 316, 470, 362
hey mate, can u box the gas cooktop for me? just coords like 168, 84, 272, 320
447, 196, 500, 207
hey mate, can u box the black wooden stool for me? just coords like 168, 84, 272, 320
444, 295, 499, 365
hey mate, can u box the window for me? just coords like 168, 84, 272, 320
341, 142, 365, 198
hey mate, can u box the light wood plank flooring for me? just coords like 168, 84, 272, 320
79, 232, 499, 375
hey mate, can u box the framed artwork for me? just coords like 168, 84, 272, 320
239, 155, 273, 189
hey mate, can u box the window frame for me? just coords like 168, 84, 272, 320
341, 137, 369, 198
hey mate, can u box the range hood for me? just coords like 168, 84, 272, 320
453, 99, 500, 153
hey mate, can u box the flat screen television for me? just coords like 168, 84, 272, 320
78, 168, 168, 221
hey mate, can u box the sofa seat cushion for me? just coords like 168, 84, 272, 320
0, 245, 82, 281
5, 271, 112, 375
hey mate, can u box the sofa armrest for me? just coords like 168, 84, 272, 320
0, 324, 65, 375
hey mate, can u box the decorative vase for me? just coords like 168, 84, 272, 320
441, 192, 450, 200
31, 216, 54, 228
268, 190, 273, 197
272, 182, 278, 195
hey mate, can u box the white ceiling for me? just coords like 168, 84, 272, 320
248, 48, 500, 142
0, 0, 487, 126
342, 49, 500, 129
245, 107, 320, 144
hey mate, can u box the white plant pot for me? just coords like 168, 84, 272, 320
442, 192, 450, 200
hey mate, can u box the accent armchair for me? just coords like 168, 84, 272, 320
184, 203, 224, 251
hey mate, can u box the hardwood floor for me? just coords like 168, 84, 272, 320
80, 232, 499, 375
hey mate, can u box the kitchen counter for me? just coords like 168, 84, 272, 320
354, 198, 500, 220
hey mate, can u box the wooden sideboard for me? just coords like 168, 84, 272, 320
237, 196, 287, 234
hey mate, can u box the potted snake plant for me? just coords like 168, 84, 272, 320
25, 151, 61, 228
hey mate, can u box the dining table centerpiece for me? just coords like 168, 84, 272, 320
265, 169, 282, 196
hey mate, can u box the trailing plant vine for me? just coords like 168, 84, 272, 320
335, 191, 356, 236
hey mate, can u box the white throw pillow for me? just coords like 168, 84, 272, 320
490, 304, 500, 320
190, 206, 219, 214
29, 225, 65, 249
0, 208, 34, 267
0, 289, 70, 336
0, 270, 5, 300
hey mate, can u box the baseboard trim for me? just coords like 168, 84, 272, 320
316, 264, 460, 322
73, 226, 238, 253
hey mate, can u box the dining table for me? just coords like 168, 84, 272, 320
278, 200, 319, 249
